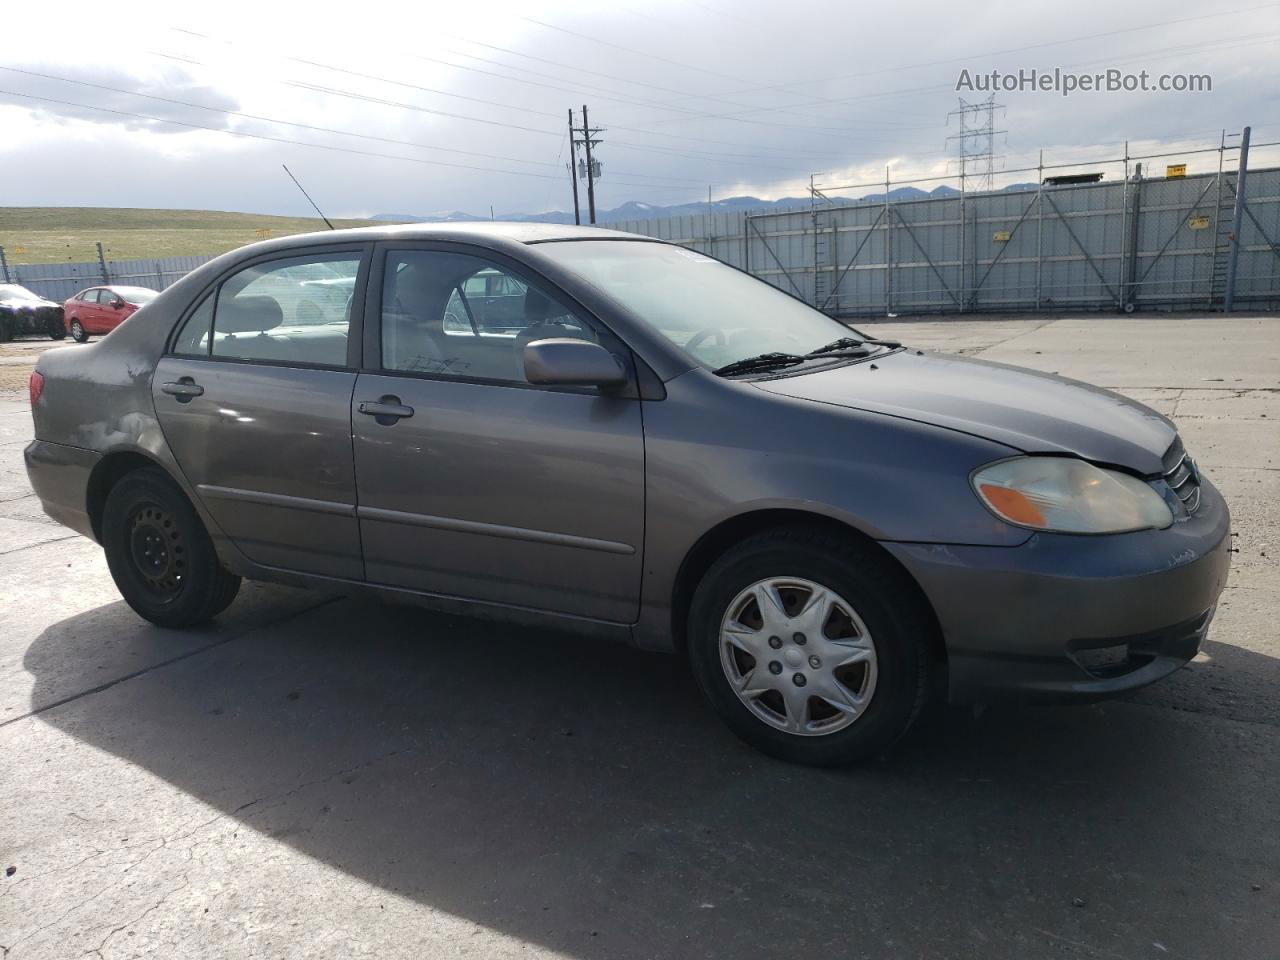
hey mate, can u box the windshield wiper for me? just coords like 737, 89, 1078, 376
806, 336, 902, 357
713, 352, 806, 377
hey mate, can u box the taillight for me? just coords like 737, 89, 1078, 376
29, 370, 45, 407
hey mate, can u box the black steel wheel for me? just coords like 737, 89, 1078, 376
102, 467, 241, 627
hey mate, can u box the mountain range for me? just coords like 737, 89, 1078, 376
372, 182, 1041, 226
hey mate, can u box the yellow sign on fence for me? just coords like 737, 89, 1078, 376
1167, 164, 1187, 178
992, 230, 1011, 243
1188, 216, 1211, 230
13, 246, 27, 255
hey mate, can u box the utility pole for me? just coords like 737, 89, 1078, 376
581, 104, 598, 224
569, 105, 604, 224
567, 108, 581, 226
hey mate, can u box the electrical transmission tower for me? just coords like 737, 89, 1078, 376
568, 105, 604, 224
947, 96, 1006, 193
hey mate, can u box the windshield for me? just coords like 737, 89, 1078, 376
0, 285, 40, 301
111, 286, 159, 304
536, 240, 865, 372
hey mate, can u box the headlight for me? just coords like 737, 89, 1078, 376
971, 457, 1173, 534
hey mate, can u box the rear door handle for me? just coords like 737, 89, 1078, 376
357, 396, 414, 423
161, 378, 204, 401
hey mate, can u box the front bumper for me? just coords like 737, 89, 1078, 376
885, 475, 1232, 704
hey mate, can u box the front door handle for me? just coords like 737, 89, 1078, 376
161, 378, 204, 402
357, 396, 414, 424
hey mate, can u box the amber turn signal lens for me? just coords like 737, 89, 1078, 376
978, 483, 1046, 527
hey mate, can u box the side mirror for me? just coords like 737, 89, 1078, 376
524, 338, 627, 389
111, 299, 125, 310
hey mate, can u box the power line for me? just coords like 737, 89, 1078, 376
0, 74, 715, 189
169, 27, 936, 142
0, 88, 567, 179
645, 1, 1280, 112
0, 65, 564, 168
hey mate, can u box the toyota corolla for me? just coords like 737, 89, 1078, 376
24, 224, 1231, 765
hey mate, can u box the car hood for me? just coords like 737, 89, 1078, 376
1, 296, 57, 309
753, 349, 1176, 475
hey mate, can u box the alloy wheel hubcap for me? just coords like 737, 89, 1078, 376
719, 577, 877, 736
127, 503, 185, 599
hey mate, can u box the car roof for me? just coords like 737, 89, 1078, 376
245, 220, 657, 250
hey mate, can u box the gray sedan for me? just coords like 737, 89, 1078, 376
24, 224, 1231, 765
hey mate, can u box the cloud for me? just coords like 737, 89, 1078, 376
0, 63, 241, 134
1, 0, 1278, 218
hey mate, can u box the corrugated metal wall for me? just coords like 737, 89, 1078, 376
4, 254, 217, 302
6, 168, 1277, 315
616, 168, 1280, 316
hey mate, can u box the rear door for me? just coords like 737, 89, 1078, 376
82, 290, 107, 333
351, 243, 646, 623
152, 246, 370, 579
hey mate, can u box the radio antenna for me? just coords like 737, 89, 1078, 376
281, 163, 334, 229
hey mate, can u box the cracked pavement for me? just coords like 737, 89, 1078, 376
1, 315, 1278, 959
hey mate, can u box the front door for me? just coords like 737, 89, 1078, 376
351, 245, 645, 623
152, 248, 369, 579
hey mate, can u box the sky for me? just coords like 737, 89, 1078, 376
2, 0, 1278, 218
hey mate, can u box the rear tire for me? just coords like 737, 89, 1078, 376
102, 467, 241, 627
0, 314, 13, 342
70, 319, 88, 343
47, 316, 66, 340
687, 526, 933, 766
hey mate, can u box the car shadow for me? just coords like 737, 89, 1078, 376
20, 591, 1280, 958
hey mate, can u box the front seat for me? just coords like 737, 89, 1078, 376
386, 264, 449, 372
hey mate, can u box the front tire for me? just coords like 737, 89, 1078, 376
102, 467, 241, 628
47, 316, 66, 340
70, 319, 88, 342
687, 527, 933, 766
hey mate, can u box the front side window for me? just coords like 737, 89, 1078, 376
210, 254, 360, 366
381, 250, 596, 383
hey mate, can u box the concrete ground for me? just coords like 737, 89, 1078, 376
1, 315, 1277, 960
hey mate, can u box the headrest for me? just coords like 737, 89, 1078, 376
219, 295, 283, 334
524, 287, 552, 324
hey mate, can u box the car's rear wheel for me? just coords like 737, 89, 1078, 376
687, 527, 933, 766
102, 467, 241, 628
0, 314, 13, 342
47, 316, 66, 340
70, 319, 88, 342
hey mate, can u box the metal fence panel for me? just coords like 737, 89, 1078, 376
7, 171, 1278, 315
609, 167, 1280, 316
6, 253, 218, 302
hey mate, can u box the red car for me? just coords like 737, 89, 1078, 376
63, 285, 159, 342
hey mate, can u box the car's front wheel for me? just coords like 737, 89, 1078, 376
47, 316, 66, 340
687, 527, 933, 766
70, 319, 88, 342
102, 467, 241, 628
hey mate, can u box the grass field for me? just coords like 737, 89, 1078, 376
0, 207, 387, 265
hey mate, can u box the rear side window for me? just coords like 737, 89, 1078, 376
213, 256, 359, 366
172, 295, 213, 357
168, 253, 362, 367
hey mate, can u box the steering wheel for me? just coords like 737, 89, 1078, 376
684, 327, 726, 351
